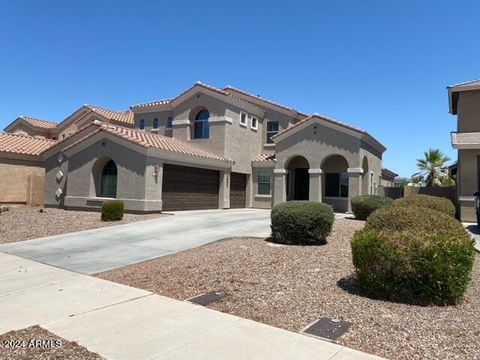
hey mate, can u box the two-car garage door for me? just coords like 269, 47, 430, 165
162, 164, 247, 211
162, 164, 219, 211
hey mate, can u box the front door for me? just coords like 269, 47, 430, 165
294, 168, 309, 200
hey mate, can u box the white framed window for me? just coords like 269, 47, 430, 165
251, 116, 258, 130
239, 112, 247, 127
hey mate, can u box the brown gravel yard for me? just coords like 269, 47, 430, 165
0, 205, 167, 244
0, 326, 103, 360
98, 218, 480, 360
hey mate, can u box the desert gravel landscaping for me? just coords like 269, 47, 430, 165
0, 326, 103, 360
98, 218, 480, 360
0, 205, 167, 244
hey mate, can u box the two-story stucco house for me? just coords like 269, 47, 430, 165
449, 79, 480, 222
4, 82, 386, 213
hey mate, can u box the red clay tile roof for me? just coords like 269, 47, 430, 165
0, 132, 56, 156
130, 99, 172, 109
60, 121, 232, 163
253, 153, 276, 162
19, 116, 57, 129
85, 105, 134, 125
131, 82, 265, 113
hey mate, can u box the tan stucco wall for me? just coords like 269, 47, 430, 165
457, 90, 480, 132
0, 158, 45, 204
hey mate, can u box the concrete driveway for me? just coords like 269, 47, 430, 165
0, 209, 271, 274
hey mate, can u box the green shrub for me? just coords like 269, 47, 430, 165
101, 200, 124, 221
271, 201, 334, 245
351, 195, 393, 220
393, 194, 455, 217
351, 206, 475, 305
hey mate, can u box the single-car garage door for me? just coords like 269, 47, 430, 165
230, 172, 247, 208
162, 164, 219, 211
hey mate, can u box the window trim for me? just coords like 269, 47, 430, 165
239, 112, 248, 127
251, 116, 258, 131
257, 170, 272, 195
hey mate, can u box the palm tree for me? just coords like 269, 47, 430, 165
413, 149, 452, 187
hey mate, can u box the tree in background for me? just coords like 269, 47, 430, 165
413, 149, 453, 187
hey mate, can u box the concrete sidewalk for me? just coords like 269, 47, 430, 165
0, 252, 383, 360
463, 223, 480, 252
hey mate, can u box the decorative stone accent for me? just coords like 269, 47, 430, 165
55, 188, 62, 198
56, 170, 64, 181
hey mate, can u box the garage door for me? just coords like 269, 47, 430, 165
230, 172, 247, 208
162, 164, 219, 211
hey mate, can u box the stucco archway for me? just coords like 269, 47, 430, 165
286, 155, 310, 200
321, 154, 349, 212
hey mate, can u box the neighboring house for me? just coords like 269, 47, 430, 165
39, 82, 386, 213
0, 133, 55, 204
449, 79, 480, 222
380, 168, 398, 187
1, 105, 134, 204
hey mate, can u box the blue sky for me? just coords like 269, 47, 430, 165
0, 0, 479, 176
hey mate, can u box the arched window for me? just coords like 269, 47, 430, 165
193, 109, 210, 139
139, 119, 145, 130
100, 160, 117, 198
153, 118, 159, 130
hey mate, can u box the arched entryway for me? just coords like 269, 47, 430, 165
321, 155, 349, 212
92, 158, 118, 198
286, 156, 310, 200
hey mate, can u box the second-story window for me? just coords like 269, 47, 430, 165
193, 109, 210, 139
139, 119, 145, 130
266, 121, 279, 144
152, 118, 159, 130
166, 116, 173, 129
240, 112, 247, 127
251, 116, 258, 130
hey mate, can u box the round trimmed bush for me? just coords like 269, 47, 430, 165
351, 195, 393, 220
101, 200, 124, 221
393, 194, 455, 217
271, 201, 334, 245
351, 206, 475, 305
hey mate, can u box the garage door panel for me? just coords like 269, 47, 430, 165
230, 173, 246, 208
162, 164, 219, 211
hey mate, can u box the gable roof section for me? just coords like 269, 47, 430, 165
131, 82, 265, 115
20, 116, 57, 129
51, 120, 232, 163
381, 168, 398, 180
272, 114, 386, 153
4, 116, 58, 133
84, 105, 134, 125
0, 132, 56, 156
447, 79, 480, 114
